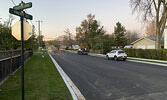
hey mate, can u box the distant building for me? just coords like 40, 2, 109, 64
131, 37, 164, 49
72, 45, 80, 50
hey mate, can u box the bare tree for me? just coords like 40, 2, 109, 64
50, 36, 63, 49
64, 28, 73, 47
4, 14, 15, 28
145, 20, 156, 37
126, 30, 141, 44
131, 0, 167, 49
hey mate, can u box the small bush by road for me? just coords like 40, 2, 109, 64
124, 49, 167, 60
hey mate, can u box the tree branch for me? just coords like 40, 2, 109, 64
153, 0, 158, 12
160, 13, 167, 36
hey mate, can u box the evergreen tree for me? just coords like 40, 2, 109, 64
113, 22, 127, 48
102, 34, 115, 54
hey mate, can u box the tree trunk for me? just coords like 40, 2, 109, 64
155, 9, 161, 50
155, 29, 161, 49
155, 34, 161, 50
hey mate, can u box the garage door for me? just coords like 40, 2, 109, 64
137, 45, 146, 49
147, 45, 155, 49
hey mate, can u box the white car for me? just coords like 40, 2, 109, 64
106, 50, 127, 61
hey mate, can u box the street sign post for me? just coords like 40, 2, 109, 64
9, 8, 33, 20
13, 2, 32, 11
20, 17, 24, 100
9, 1, 32, 100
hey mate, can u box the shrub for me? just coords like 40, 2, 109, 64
123, 49, 167, 61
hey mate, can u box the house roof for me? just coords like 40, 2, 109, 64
131, 37, 164, 44
145, 37, 164, 44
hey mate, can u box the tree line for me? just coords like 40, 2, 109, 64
50, 0, 167, 51
49, 14, 140, 54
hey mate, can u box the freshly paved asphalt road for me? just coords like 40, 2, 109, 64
52, 52, 167, 100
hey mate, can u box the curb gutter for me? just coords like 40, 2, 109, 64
128, 57, 167, 63
48, 53, 86, 100
127, 59, 167, 67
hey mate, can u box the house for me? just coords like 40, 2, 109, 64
72, 45, 80, 50
131, 37, 164, 49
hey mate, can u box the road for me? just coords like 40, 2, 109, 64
51, 52, 167, 100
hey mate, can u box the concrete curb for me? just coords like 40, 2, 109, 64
127, 59, 167, 67
48, 53, 86, 100
128, 57, 167, 63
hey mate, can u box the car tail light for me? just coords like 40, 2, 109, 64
118, 53, 120, 55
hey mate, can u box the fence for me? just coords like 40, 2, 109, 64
0, 50, 33, 83
0, 50, 21, 59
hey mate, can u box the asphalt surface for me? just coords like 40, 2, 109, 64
52, 52, 167, 100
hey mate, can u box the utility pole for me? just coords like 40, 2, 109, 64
36, 20, 42, 47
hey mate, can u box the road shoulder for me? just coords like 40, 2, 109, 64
48, 53, 86, 100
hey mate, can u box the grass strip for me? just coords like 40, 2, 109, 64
0, 53, 72, 100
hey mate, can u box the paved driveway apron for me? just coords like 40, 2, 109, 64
52, 52, 167, 100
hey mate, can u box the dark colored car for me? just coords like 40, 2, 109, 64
77, 48, 88, 55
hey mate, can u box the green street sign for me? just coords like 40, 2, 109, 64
9, 8, 33, 20
13, 2, 32, 11
24, 13, 33, 20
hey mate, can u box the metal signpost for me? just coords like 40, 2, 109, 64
9, 1, 33, 100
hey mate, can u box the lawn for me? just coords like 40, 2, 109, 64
0, 53, 72, 100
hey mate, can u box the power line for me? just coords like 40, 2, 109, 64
10, 0, 16, 6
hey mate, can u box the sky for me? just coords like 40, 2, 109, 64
0, 0, 145, 40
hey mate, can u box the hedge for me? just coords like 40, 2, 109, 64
123, 49, 167, 61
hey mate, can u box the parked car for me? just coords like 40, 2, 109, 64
124, 45, 133, 48
106, 50, 127, 61
77, 48, 88, 55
